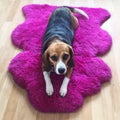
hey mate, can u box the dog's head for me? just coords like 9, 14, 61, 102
42, 41, 74, 75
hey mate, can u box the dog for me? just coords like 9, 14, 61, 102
42, 6, 89, 97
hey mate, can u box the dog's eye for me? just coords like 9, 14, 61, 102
50, 55, 58, 61
63, 54, 69, 60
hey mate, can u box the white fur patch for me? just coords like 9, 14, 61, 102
55, 59, 67, 74
43, 71, 54, 96
74, 8, 89, 19
59, 77, 70, 97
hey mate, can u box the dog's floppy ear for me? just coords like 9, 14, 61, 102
42, 50, 52, 72
68, 46, 74, 67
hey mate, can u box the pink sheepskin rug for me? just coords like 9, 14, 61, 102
9, 4, 112, 113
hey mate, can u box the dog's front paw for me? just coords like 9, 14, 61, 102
46, 84, 54, 96
59, 87, 67, 97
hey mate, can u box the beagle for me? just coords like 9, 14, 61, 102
42, 6, 88, 97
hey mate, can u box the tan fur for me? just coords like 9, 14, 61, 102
70, 12, 79, 29
65, 67, 73, 78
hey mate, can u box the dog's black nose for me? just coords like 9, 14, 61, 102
58, 68, 65, 74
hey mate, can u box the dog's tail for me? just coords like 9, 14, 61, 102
73, 8, 89, 19
65, 6, 89, 19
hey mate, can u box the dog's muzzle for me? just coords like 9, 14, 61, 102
56, 59, 67, 75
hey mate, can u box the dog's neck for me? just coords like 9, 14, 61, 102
49, 38, 62, 44
47, 38, 65, 48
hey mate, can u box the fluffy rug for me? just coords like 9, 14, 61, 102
9, 4, 112, 113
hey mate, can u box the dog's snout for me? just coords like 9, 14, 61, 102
58, 68, 65, 74
56, 59, 67, 75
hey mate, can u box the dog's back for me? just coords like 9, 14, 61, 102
42, 7, 74, 53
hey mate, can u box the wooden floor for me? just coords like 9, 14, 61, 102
0, 0, 120, 120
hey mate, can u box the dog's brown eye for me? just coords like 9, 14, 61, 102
51, 55, 58, 61
63, 54, 69, 60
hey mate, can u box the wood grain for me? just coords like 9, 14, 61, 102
0, 0, 120, 120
